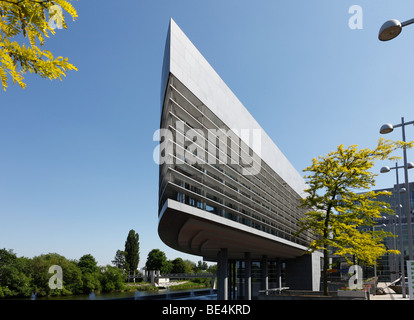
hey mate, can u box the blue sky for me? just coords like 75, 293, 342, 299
1, 0, 414, 268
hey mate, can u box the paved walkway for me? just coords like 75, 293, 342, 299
370, 282, 410, 300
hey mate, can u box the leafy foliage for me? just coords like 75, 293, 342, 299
297, 138, 412, 295
171, 258, 186, 273
145, 249, 172, 274
144, 250, 214, 275
124, 229, 139, 272
77, 254, 101, 293
0, 0, 78, 90
0, 247, 215, 298
0, 249, 127, 298
112, 250, 127, 270
31, 252, 83, 296
0, 249, 32, 297
77, 254, 98, 274
99, 266, 126, 292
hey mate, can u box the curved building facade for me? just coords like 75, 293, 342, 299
157, 19, 321, 299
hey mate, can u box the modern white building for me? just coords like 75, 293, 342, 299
157, 18, 321, 300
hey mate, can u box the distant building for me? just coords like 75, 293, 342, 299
361, 182, 414, 281
156, 18, 321, 300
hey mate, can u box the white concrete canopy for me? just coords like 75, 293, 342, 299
158, 199, 308, 262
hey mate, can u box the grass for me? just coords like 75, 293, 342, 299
123, 280, 211, 292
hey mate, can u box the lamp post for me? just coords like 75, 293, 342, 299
381, 162, 414, 298
373, 223, 387, 286
379, 18, 414, 41
392, 213, 400, 280
380, 118, 414, 261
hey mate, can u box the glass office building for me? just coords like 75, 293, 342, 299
362, 183, 414, 281
157, 19, 321, 300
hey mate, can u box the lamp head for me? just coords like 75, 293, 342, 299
380, 123, 394, 134
379, 19, 402, 41
380, 166, 391, 173
408, 162, 414, 169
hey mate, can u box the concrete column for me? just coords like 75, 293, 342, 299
244, 252, 251, 300
261, 255, 268, 294
276, 258, 282, 289
217, 248, 228, 300
211, 277, 216, 289
156, 270, 160, 285
285, 252, 322, 291
232, 261, 237, 300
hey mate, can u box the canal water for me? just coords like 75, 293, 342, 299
33, 288, 217, 300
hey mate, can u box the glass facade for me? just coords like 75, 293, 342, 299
158, 75, 313, 248
360, 183, 414, 281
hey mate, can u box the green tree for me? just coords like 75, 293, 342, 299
77, 254, 98, 274
31, 252, 82, 296
197, 260, 208, 271
163, 260, 173, 274
183, 259, 196, 273
207, 264, 217, 274
145, 249, 172, 274
77, 254, 101, 293
124, 229, 139, 272
297, 139, 409, 296
99, 265, 126, 292
112, 250, 127, 270
58, 258, 83, 295
171, 258, 186, 273
0, 249, 32, 297
81, 272, 101, 293
0, 0, 78, 90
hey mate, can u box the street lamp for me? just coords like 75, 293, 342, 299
380, 117, 414, 261
380, 163, 412, 298
381, 162, 414, 173
379, 18, 414, 41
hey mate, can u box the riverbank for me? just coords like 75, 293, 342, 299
20, 280, 212, 300
123, 280, 210, 292
115, 288, 217, 300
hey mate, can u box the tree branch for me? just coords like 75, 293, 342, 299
0, 0, 53, 4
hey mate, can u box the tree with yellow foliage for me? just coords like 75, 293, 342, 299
0, 0, 78, 91
297, 138, 413, 296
